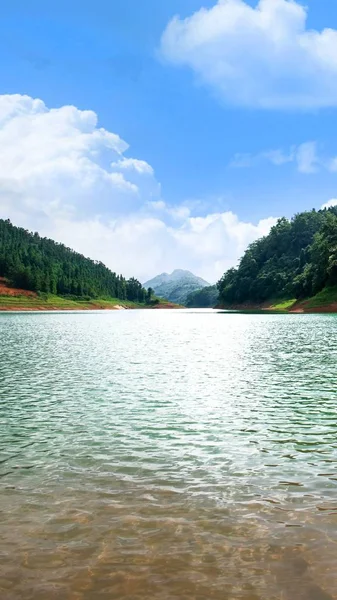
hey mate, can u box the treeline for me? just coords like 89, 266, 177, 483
0, 219, 152, 303
217, 207, 337, 305
186, 285, 218, 308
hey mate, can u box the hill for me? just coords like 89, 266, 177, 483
217, 206, 337, 311
0, 219, 173, 309
185, 285, 219, 308
144, 269, 210, 305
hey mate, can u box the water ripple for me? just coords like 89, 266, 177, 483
0, 310, 337, 599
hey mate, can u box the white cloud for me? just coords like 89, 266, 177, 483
321, 198, 337, 210
111, 157, 154, 175
230, 147, 295, 168
160, 0, 337, 109
296, 142, 319, 173
147, 200, 167, 211
40, 211, 277, 284
230, 141, 322, 173
147, 199, 191, 221
0, 94, 147, 225
326, 157, 337, 172
0, 93, 277, 283
264, 148, 295, 167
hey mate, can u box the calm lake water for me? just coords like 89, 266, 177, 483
1, 309, 337, 600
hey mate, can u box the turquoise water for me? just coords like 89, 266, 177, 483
1, 309, 337, 599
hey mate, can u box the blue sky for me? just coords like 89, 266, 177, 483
1, 0, 337, 282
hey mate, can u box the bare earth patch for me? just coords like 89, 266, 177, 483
0, 277, 37, 298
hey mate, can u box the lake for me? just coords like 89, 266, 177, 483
1, 309, 337, 599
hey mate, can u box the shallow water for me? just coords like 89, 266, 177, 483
1, 309, 337, 599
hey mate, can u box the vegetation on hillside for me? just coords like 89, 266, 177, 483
0, 292, 142, 311
217, 207, 337, 306
186, 285, 219, 308
0, 219, 153, 304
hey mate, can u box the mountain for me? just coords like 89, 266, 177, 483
144, 269, 210, 305
217, 206, 337, 308
0, 219, 151, 304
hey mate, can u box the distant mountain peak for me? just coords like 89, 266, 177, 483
170, 269, 197, 278
144, 269, 210, 305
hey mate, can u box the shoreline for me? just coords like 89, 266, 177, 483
0, 302, 182, 312
0, 304, 127, 312
0, 301, 184, 313
0, 278, 183, 312
218, 301, 337, 314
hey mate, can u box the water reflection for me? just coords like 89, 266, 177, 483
1, 310, 337, 599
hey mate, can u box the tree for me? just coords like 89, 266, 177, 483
146, 287, 154, 304
217, 207, 337, 305
0, 219, 148, 303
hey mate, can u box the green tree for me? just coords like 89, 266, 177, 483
0, 219, 148, 303
146, 287, 154, 304
217, 207, 337, 305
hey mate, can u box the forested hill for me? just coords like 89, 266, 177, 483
217, 207, 337, 306
185, 285, 219, 308
0, 219, 149, 303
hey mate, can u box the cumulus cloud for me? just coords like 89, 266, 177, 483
321, 198, 337, 210
111, 157, 154, 175
160, 0, 337, 109
41, 211, 277, 284
0, 93, 277, 282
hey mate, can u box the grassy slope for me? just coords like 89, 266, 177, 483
290, 286, 337, 312
0, 294, 144, 311
0, 286, 182, 311
268, 298, 298, 311
0, 295, 183, 311
268, 287, 337, 312
219, 286, 337, 313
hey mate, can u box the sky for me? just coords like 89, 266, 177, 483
1, 0, 337, 283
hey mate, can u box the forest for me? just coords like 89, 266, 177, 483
185, 285, 219, 308
0, 219, 151, 304
217, 206, 337, 306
